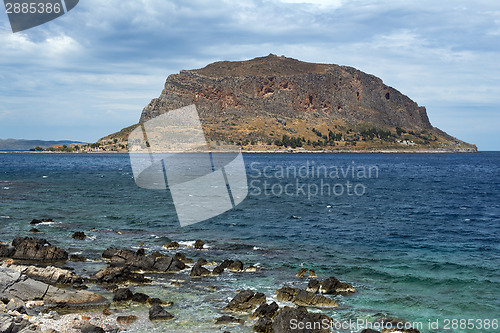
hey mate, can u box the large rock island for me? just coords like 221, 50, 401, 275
96, 54, 476, 152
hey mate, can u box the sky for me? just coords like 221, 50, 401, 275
0, 0, 499, 150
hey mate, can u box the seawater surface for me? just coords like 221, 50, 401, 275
0, 152, 499, 333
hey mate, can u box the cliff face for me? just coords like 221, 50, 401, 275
140, 54, 431, 130
98, 55, 476, 152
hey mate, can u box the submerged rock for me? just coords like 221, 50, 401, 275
79, 322, 105, 333
131, 292, 150, 303
214, 315, 244, 325
149, 304, 174, 320
116, 315, 138, 325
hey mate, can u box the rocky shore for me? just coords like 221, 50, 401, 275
0, 234, 424, 333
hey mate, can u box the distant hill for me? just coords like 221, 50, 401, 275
0, 139, 88, 151
99, 54, 476, 152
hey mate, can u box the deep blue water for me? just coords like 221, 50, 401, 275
1, 152, 499, 332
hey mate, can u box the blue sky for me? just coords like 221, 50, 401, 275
1, 0, 499, 150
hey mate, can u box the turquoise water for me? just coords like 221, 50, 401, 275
1, 152, 499, 332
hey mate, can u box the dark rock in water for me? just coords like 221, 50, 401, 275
296, 268, 308, 278
29, 228, 41, 233
70, 254, 87, 262
319, 276, 355, 294
79, 322, 105, 333
149, 304, 174, 320
254, 316, 273, 333
173, 252, 193, 264
272, 306, 331, 333
277, 286, 337, 308
276, 286, 298, 302
335, 281, 356, 293
110, 249, 156, 270
293, 289, 337, 308
163, 241, 179, 250
215, 315, 244, 325
41, 218, 53, 222
167, 258, 186, 273
190, 263, 210, 277
102, 247, 120, 259
249, 301, 279, 320
308, 269, 317, 278
131, 292, 150, 303
91, 265, 149, 283
219, 259, 234, 269
319, 276, 340, 294
194, 240, 204, 249
223, 290, 266, 314
196, 258, 209, 266
212, 265, 225, 275
136, 248, 146, 256
0, 244, 15, 258
113, 288, 133, 301
30, 219, 42, 225
227, 260, 244, 272
71, 232, 86, 240
306, 279, 321, 293
11, 237, 68, 261
361, 329, 381, 333
153, 256, 173, 271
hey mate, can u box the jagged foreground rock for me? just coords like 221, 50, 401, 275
99, 54, 476, 152
0, 266, 107, 308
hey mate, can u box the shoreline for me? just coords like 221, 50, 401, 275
0, 148, 480, 154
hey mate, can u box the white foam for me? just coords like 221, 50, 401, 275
42, 176, 48, 178
0, 216, 10, 219
178, 240, 196, 247
2, 187, 9, 190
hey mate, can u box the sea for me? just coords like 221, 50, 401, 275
0, 152, 499, 333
